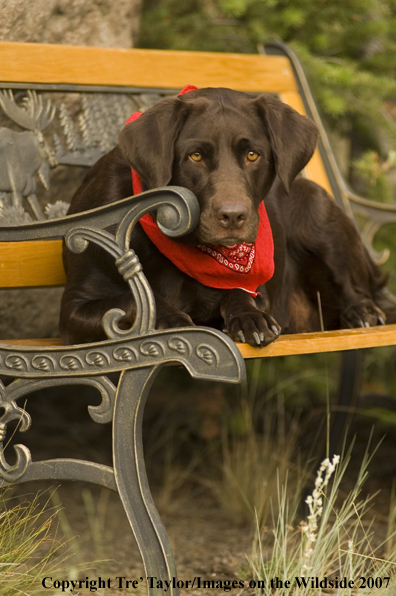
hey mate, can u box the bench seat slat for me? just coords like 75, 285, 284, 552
237, 325, 396, 358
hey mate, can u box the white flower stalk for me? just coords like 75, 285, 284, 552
300, 455, 340, 577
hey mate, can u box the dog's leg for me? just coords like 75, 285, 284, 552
59, 291, 138, 344
284, 179, 386, 329
220, 288, 281, 347
154, 293, 195, 329
60, 290, 195, 345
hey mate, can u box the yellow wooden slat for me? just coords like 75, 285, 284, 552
0, 338, 63, 346
0, 240, 65, 288
280, 91, 333, 196
0, 41, 298, 93
237, 325, 396, 358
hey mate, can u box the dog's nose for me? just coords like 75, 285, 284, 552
215, 203, 249, 229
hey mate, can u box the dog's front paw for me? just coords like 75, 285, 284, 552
340, 299, 386, 329
225, 310, 281, 347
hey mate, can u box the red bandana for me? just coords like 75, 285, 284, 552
124, 85, 275, 296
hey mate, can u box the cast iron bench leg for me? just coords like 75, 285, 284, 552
113, 364, 179, 596
330, 349, 364, 454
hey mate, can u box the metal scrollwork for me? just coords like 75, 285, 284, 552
65, 186, 199, 342
0, 445, 31, 483
5, 354, 29, 372
0, 380, 32, 432
0, 380, 32, 483
139, 340, 165, 358
168, 336, 192, 357
32, 355, 56, 372
85, 350, 111, 368
59, 354, 84, 371
0, 375, 117, 485
115, 249, 142, 279
83, 377, 117, 424
113, 346, 139, 363
102, 309, 137, 341
360, 218, 390, 265
196, 344, 220, 367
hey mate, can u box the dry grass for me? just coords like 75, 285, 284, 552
204, 358, 313, 526
0, 489, 70, 596
248, 440, 396, 595
206, 398, 306, 525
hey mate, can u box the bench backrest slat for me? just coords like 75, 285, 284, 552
0, 41, 334, 290
279, 90, 333, 195
0, 240, 65, 288
0, 41, 298, 92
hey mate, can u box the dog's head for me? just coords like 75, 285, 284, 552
118, 88, 318, 245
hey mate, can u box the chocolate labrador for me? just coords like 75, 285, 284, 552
59, 87, 388, 346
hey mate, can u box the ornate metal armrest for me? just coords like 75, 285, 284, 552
0, 186, 246, 596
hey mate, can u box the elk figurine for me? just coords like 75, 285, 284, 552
0, 90, 57, 219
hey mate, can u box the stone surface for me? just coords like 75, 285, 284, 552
0, 0, 142, 48
0, 0, 142, 341
0, 288, 64, 340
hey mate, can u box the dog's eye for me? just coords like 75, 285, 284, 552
189, 151, 202, 162
247, 151, 259, 162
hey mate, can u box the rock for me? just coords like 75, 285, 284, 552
0, 0, 142, 48
0, 288, 64, 340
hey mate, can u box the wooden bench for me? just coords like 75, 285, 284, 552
1, 40, 396, 595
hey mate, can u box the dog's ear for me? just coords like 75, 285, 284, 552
118, 97, 188, 188
253, 94, 319, 195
